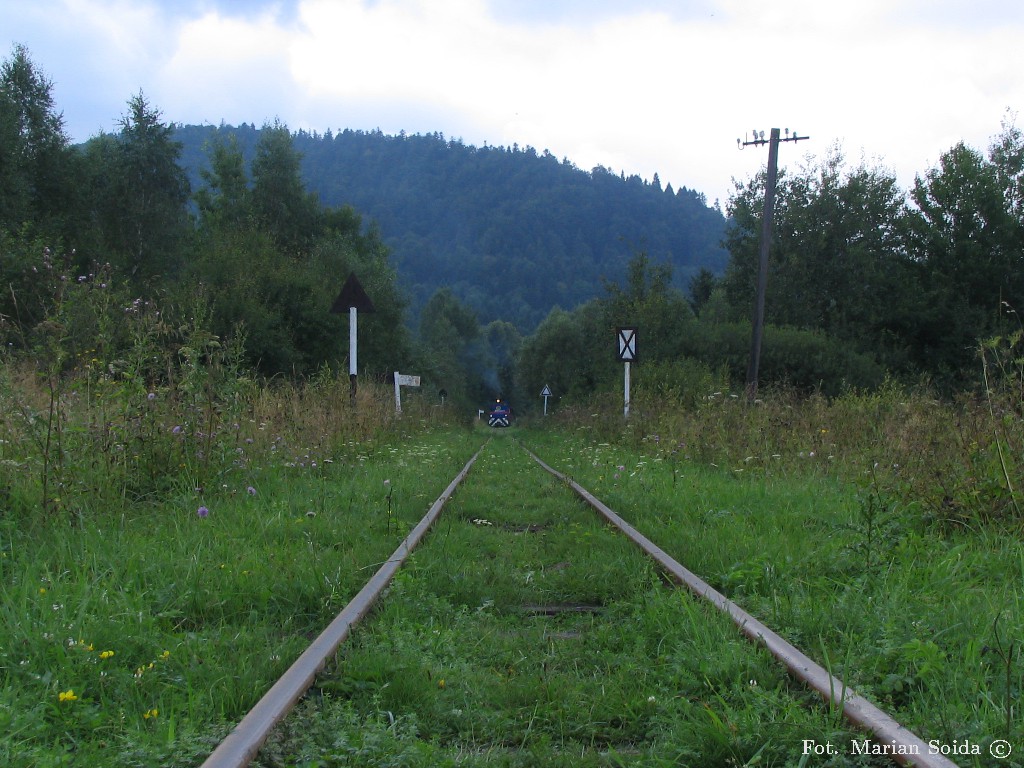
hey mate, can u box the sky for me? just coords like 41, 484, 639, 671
3, 0, 1023, 208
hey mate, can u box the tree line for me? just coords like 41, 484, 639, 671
172, 122, 730, 331
1, 46, 409, 385
3, 44, 1022, 413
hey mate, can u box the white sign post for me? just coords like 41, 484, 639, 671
616, 327, 638, 418
393, 371, 421, 415
330, 273, 375, 402
349, 306, 357, 381
540, 384, 552, 416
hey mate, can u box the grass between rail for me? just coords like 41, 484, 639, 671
0, 411, 481, 768
258, 434, 884, 767
521, 427, 1024, 767
3, 395, 1021, 766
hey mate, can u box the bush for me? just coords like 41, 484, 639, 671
681, 321, 886, 395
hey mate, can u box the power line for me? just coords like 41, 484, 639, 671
736, 127, 809, 400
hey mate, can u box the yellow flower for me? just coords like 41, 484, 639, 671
160, 650, 170, 660
58, 689, 78, 702
143, 708, 158, 720
39, 587, 46, 595
99, 650, 114, 660
438, 678, 446, 689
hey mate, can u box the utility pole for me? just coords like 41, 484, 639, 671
737, 128, 809, 400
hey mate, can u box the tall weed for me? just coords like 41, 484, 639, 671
555, 346, 1024, 531
0, 252, 448, 526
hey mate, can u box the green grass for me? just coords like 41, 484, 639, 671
0, 424, 481, 767
4, 374, 1023, 766
259, 435, 878, 767
521, 428, 1024, 764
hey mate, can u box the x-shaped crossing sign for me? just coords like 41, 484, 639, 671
616, 327, 638, 363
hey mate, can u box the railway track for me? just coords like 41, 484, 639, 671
201, 437, 959, 768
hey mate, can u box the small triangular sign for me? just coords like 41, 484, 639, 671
331, 273, 376, 314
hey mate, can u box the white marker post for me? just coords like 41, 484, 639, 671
349, 306, 357, 382
330, 273, 375, 402
393, 372, 421, 415
541, 384, 552, 416
616, 327, 638, 419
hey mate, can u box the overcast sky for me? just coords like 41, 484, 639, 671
3, 0, 1022, 208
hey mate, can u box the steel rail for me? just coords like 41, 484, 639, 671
524, 446, 960, 768
200, 443, 486, 768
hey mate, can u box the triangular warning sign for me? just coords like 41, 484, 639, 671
330, 273, 376, 314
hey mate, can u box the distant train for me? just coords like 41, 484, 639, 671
488, 398, 512, 428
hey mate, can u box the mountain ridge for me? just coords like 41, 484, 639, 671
173, 123, 729, 330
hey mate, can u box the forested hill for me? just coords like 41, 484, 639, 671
173, 124, 728, 330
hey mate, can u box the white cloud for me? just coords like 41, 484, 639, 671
158, 10, 295, 126
3, 0, 1023, 204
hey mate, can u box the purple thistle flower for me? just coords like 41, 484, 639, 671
197, 506, 209, 518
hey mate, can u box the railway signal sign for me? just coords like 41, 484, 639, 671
330, 273, 376, 400
616, 327, 637, 363
616, 327, 637, 418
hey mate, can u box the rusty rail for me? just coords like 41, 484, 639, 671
524, 446, 960, 768
200, 443, 485, 768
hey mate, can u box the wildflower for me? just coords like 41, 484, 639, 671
172, 425, 182, 435
197, 506, 209, 518
143, 708, 158, 719
384, 479, 391, 487
246, 486, 257, 496
147, 392, 156, 401
58, 689, 78, 702
160, 650, 170, 660
438, 678, 446, 689
99, 650, 114, 660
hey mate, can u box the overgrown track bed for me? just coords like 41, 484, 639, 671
204, 435, 957, 768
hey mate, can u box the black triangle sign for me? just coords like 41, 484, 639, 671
331, 273, 376, 314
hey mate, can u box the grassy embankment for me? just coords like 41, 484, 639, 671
0, 362, 475, 767
3, 348, 1023, 766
